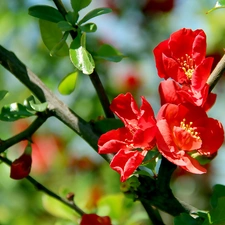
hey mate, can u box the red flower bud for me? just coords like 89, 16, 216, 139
10, 152, 32, 180
80, 214, 112, 225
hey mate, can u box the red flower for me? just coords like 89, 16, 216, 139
153, 28, 214, 91
10, 150, 32, 180
98, 93, 157, 182
156, 103, 224, 173
159, 80, 217, 110
80, 214, 112, 225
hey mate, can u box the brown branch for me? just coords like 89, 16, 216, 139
0, 45, 112, 163
207, 54, 225, 92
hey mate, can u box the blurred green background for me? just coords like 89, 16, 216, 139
0, 0, 225, 224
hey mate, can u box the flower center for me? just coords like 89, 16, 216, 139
177, 54, 195, 79
180, 118, 200, 140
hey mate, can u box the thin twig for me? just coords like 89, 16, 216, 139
52, 0, 115, 118
0, 116, 47, 153
0, 155, 86, 216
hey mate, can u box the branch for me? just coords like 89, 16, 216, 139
52, 0, 115, 118
207, 54, 225, 92
0, 115, 47, 153
0, 155, 85, 216
0, 45, 112, 163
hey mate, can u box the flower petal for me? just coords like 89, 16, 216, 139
110, 149, 144, 182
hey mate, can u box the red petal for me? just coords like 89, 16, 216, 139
98, 127, 132, 154
110, 149, 144, 182
110, 93, 139, 129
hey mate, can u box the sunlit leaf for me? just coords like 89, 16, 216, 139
80, 23, 97, 33
78, 8, 112, 25
39, 19, 69, 57
42, 195, 78, 221
0, 90, 8, 101
207, 0, 225, 13
28, 5, 65, 23
0, 103, 34, 121
58, 71, 78, 95
70, 0, 92, 13
69, 46, 95, 75
95, 44, 125, 62
29, 100, 48, 112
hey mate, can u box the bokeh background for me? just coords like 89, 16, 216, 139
0, 0, 225, 224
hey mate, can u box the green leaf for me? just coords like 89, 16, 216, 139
80, 23, 97, 33
65, 11, 79, 25
29, 100, 48, 112
58, 71, 78, 95
69, 46, 95, 74
0, 90, 8, 101
57, 21, 74, 32
202, 197, 225, 225
39, 19, 69, 57
28, 5, 65, 23
70, 0, 92, 13
207, 0, 225, 13
92, 118, 124, 134
95, 44, 125, 62
0, 103, 34, 121
174, 213, 204, 225
78, 8, 112, 25
210, 184, 225, 208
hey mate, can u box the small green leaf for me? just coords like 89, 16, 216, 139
39, 19, 69, 57
78, 8, 112, 25
0, 90, 8, 101
28, 5, 65, 23
80, 23, 97, 32
207, 0, 225, 13
95, 44, 125, 62
57, 21, 74, 31
70, 0, 92, 13
69, 46, 95, 74
0, 103, 34, 121
24, 96, 48, 112
58, 71, 78, 95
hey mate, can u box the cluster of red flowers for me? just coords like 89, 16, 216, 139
98, 28, 224, 182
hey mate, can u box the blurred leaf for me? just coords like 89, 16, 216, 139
207, 1, 225, 13
78, 8, 112, 25
0, 103, 34, 121
174, 213, 203, 225
80, 23, 97, 33
58, 71, 78, 95
29, 5, 65, 23
39, 20, 69, 57
0, 90, 8, 101
97, 194, 127, 220
58, 21, 74, 32
93, 118, 124, 134
210, 184, 225, 208
70, 0, 92, 13
69, 46, 95, 75
42, 195, 78, 221
95, 44, 125, 62
65, 11, 79, 25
